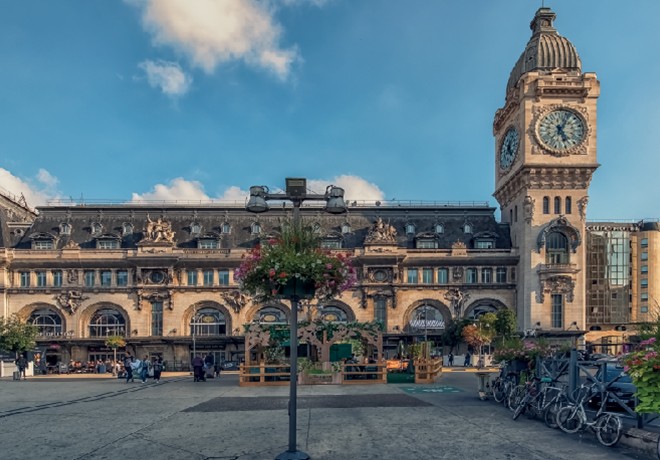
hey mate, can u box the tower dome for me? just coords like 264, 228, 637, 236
506, 8, 582, 94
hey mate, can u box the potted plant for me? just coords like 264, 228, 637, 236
104, 335, 126, 376
622, 337, 660, 414
235, 221, 356, 301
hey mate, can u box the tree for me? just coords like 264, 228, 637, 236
462, 314, 497, 368
494, 308, 517, 340
440, 319, 470, 354
0, 314, 38, 358
105, 335, 126, 374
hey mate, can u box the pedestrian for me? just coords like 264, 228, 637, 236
464, 352, 471, 367
139, 354, 150, 383
192, 354, 204, 382
123, 352, 134, 383
448, 352, 454, 367
152, 356, 163, 383
15, 355, 28, 380
204, 352, 214, 380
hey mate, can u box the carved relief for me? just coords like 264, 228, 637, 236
577, 196, 589, 220
63, 239, 80, 249
55, 290, 89, 315
367, 268, 393, 283
451, 240, 467, 256
523, 196, 535, 223
221, 290, 249, 313
143, 290, 174, 310
67, 270, 79, 284
444, 288, 470, 318
452, 267, 464, 281
538, 275, 575, 303
142, 215, 175, 244
364, 218, 397, 244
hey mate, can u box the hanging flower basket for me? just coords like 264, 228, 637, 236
235, 221, 356, 301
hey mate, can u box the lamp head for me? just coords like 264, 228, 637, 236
246, 186, 269, 213
324, 185, 347, 214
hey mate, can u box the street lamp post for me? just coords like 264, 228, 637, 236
246, 178, 347, 460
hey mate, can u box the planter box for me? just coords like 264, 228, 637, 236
299, 372, 341, 385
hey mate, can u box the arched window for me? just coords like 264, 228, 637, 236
467, 303, 498, 319
89, 308, 126, 337
514, 205, 518, 223
509, 208, 513, 223
122, 223, 133, 235
408, 304, 445, 332
546, 232, 569, 264
543, 197, 550, 214
341, 222, 351, 234
253, 306, 287, 325
251, 222, 261, 235
312, 223, 322, 234
554, 197, 561, 214
435, 223, 444, 234
463, 223, 472, 234
59, 223, 71, 235
190, 307, 226, 336
318, 305, 349, 323
29, 308, 63, 337
405, 223, 416, 235
190, 222, 201, 235
91, 222, 103, 235
221, 222, 231, 234
565, 197, 572, 214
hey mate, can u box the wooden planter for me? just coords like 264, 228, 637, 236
299, 372, 341, 385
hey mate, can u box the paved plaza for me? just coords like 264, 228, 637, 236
0, 371, 658, 460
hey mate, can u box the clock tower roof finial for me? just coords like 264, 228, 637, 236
506, 7, 582, 95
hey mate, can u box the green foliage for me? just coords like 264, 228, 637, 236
494, 308, 517, 339
440, 319, 471, 352
235, 220, 357, 301
0, 314, 38, 356
104, 335, 126, 349
622, 337, 660, 414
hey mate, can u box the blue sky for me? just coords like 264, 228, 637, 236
0, 0, 658, 221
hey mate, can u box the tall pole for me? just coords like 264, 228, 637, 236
277, 200, 309, 460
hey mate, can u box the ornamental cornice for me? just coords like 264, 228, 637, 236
493, 94, 520, 134
494, 166, 597, 208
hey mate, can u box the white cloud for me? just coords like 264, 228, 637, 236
139, 59, 192, 96
308, 175, 385, 202
130, 178, 249, 203
131, 0, 299, 79
0, 168, 60, 207
131, 178, 210, 202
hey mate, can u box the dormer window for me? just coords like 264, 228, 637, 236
190, 222, 202, 235
198, 238, 219, 249
463, 223, 472, 234
321, 238, 342, 249
416, 239, 437, 249
405, 223, 416, 235
221, 222, 231, 234
30, 233, 55, 250
312, 223, 322, 235
91, 222, 103, 235
34, 240, 54, 250
474, 240, 495, 249
96, 234, 120, 249
435, 224, 444, 234
251, 222, 261, 235
341, 222, 351, 234
59, 223, 71, 235
122, 223, 133, 235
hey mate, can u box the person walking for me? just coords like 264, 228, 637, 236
123, 352, 134, 383
192, 354, 204, 382
448, 352, 454, 367
139, 354, 151, 383
204, 352, 214, 380
15, 355, 28, 380
152, 356, 163, 383
464, 351, 471, 367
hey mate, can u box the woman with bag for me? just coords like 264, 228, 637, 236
139, 354, 151, 383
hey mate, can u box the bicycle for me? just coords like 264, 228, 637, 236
555, 381, 622, 447
513, 376, 565, 422
492, 371, 517, 405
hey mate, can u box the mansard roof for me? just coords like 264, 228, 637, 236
506, 7, 582, 94
11, 202, 512, 251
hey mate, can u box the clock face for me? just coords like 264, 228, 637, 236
499, 127, 519, 171
537, 109, 586, 151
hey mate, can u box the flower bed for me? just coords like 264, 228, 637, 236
622, 337, 660, 414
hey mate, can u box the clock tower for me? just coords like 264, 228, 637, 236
493, 8, 600, 332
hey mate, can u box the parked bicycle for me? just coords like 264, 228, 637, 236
555, 380, 623, 447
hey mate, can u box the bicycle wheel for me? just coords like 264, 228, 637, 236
508, 385, 526, 411
543, 400, 562, 429
525, 398, 540, 420
595, 414, 622, 447
493, 380, 506, 403
513, 396, 528, 420
556, 406, 582, 434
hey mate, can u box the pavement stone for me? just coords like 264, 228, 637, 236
0, 371, 657, 460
